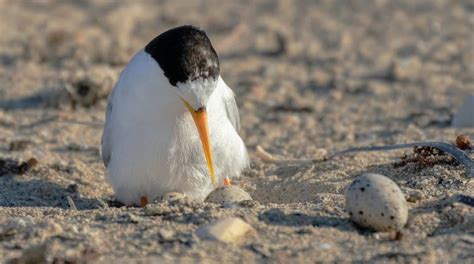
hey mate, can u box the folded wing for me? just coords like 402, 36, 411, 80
220, 77, 241, 132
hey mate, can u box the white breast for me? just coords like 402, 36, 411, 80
102, 50, 248, 205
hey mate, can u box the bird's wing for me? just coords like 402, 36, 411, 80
220, 77, 241, 131
101, 88, 115, 168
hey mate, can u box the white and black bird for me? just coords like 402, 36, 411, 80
101, 26, 249, 206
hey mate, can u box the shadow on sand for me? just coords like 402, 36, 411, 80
258, 208, 355, 232
0, 90, 64, 110
0, 176, 101, 210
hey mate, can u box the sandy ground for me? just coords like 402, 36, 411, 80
0, 0, 473, 263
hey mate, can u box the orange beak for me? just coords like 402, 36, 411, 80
183, 101, 216, 186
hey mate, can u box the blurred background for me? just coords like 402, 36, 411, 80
0, 0, 472, 150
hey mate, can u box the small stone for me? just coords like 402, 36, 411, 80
119, 213, 140, 224
128, 214, 141, 224
315, 148, 328, 159
158, 229, 176, 241
196, 217, 255, 244
455, 134, 471, 150
452, 95, 474, 128
372, 233, 381, 240
345, 173, 408, 232
205, 185, 252, 204
406, 189, 424, 203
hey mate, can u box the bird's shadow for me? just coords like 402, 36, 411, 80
0, 176, 101, 210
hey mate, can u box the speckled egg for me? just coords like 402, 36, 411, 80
205, 185, 252, 204
345, 173, 408, 231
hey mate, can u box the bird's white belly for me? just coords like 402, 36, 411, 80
106, 92, 247, 205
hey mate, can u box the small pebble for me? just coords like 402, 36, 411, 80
313, 148, 328, 159
455, 134, 471, 150
158, 229, 176, 241
119, 213, 140, 224
406, 189, 424, 203
205, 185, 252, 204
345, 173, 408, 232
372, 233, 381, 240
196, 217, 255, 244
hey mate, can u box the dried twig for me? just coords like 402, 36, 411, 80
256, 145, 315, 165
96, 198, 109, 209
328, 141, 474, 177
453, 194, 474, 207
67, 196, 78, 211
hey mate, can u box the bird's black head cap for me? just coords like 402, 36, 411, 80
145, 25, 220, 86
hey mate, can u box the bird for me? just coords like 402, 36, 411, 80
101, 25, 249, 206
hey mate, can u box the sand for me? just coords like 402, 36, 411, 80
0, 0, 473, 263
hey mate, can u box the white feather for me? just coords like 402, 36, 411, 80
176, 77, 216, 110
101, 50, 249, 205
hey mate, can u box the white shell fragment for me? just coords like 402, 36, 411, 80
162, 192, 186, 202
345, 173, 408, 231
204, 185, 252, 204
452, 95, 474, 128
196, 217, 255, 244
